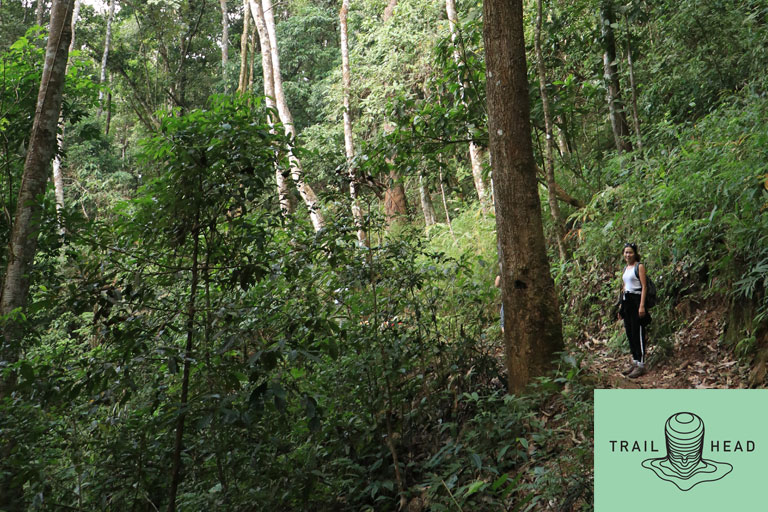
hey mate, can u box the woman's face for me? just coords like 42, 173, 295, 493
623, 247, 637, 264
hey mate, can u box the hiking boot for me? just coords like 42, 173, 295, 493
621, 363, 636, 376
628, 366, 647, 379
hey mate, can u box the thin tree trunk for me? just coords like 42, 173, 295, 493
445, 0, 488, 210
483, 0, 563, 394
340, 0, 365, 243
51, 0, 79, 235
96, 0, 116, 118
534, 0, 567, 261
68, 0, 80, 49
555, 115, 569, 156
105, 88, 112, 135
220, 0, 229, 87
249, 0, 291, 214
52, 154, 66, 235
168, 222, 200, 512
467, 143, 487, 208
600, 0, 632, 153
35, 0, 45, 26
418, 172, 436, 227
248, 29, 255, 91
626, 27, 642, 151
439, 170, 455, 241
0, 0, 75, 506
237, 0, 250, 93
256, 0, 325, 231
538, 172, 585, 209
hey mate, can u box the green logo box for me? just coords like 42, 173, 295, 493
594, 389, 767, 510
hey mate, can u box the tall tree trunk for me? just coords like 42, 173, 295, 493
340, 0, 366, 243
600, 0, 632, 153
51, 0, 79, 235
418, 172, 436, 227
439, 170, 455, 240
168, 221, 200, 512
534, 0, 567, 261
383, 168, 408, 224
256, 0, 325, 231
483, 0, 563, 394
0, 0, 75, 507
35, 0, 45, 26
219, 0, 229, 87
379, 2, 408, 224
96, 0, 115, 119
445, 0, 488, 210
248, 29, 255, 91
555, 115, 569, 156
249, 0, 291, 215
625, 26, 642, 151
237, 0, 250, 93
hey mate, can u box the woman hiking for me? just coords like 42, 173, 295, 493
618, 243, 651, 378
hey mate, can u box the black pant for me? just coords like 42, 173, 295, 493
622, 293, 649, 364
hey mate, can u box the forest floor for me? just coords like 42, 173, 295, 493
575, 301, 751, 389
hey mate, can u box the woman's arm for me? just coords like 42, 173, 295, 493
638, 264, 647, 317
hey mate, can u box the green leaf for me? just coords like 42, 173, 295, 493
491, 473, 509, 492
464, 479, 486, 498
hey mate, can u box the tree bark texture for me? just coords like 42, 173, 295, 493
51, 0, 79, 234
483, 0, 563, 394
445, 0, 488, 210
237, 0, 250, 93
35, 0, 46, 26
378, 3, 408, 226
384, 169, 408, 224
257, 0, 325, 231
0, 0, 75, 506
439, 170, 455, 240
96, 0, 116, 117
535, 0, 567, 261
340, 0, 366, 243
248, 28, 255, 91
220, 0, 229, 86
626, 28, 642, 151
418, 172, 436, 227
249, 0, 292, 215
600, 0, 632, 153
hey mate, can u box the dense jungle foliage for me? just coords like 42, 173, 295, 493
1, 0, 766, 510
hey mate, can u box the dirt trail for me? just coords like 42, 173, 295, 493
579, 304, 750, 389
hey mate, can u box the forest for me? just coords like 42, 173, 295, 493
0, 0, 766, 509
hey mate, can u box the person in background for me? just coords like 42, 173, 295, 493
618, 243, 650, 378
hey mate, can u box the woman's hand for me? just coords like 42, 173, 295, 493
639, 306, 646, 318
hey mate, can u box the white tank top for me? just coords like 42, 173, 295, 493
623, 265, 642, 293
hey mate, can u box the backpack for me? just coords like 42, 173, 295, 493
634, 264, 658, 309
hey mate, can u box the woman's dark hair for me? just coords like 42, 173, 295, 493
624, 242, 641, 262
